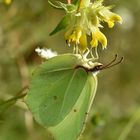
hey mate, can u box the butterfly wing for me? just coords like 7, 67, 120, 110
26, 54, 88, 126
26, 54, 98, 140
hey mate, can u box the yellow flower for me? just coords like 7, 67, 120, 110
4, 0, 12, 5
62, 0, 122, 55
79, 32, 87, 52
65, 26, 82, 44
90, 29, 107, 49
97, 7, 123, 28
65, 26, 88, 52
107, 14, 122, 28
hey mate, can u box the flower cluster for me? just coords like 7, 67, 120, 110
64, 0, 122, 54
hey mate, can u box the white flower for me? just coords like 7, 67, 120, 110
35, 48, 57, 59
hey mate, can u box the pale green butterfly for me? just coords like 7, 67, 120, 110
25, 54, 123, 140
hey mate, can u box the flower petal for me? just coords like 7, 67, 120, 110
97, 31, 107, 49
91, 30, 107, 49
79, 32, 88, 52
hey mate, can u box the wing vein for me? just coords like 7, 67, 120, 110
49, 76, 89, 128
40, 68, 73, 74
58, 69, 78, 117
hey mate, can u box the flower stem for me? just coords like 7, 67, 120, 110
77, 0, 90, 12
0, 86, 28, 113
77, 0, 83, 12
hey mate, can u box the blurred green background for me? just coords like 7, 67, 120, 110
0, 0, 140, 140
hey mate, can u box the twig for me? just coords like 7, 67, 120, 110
0, 86, 28, 113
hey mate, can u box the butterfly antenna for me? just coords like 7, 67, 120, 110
100, 54, 118, 69
100, 56, 124, 70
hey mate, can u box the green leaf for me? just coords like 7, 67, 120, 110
56, 1, 68, 11
26, 54, 98, 140
48, 1, 76, 12
49, 15, 70, 36
48, 0, 64, 10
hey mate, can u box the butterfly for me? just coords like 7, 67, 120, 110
26, 54, 123, 140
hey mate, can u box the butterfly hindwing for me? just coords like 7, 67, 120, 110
48, 73, 97, 140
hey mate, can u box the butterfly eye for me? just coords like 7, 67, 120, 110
90, 64, 103, 72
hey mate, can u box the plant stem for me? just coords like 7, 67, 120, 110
77, 0, 83, 12
0, 86, 28, 113
77, 0, 90, 12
